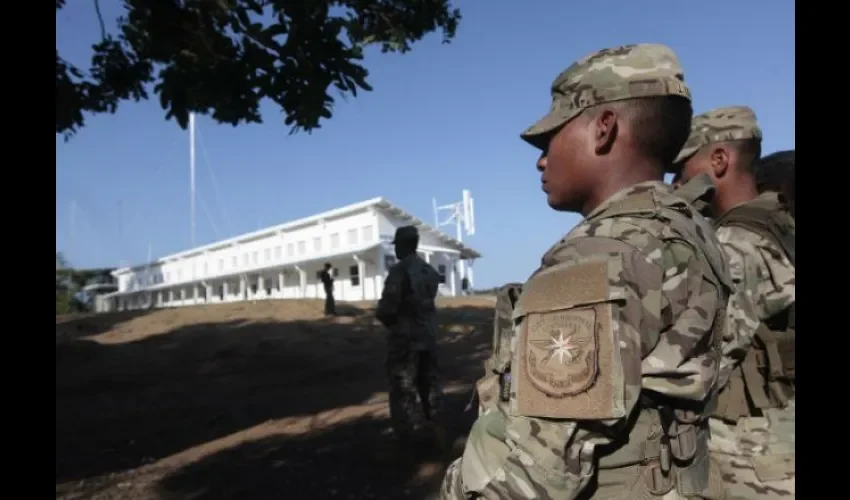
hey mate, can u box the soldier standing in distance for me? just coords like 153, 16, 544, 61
376, 225, 444, 450
673, 107, 795, 499
754, 150, 795, 218
319, 262, 335, 315
440, 43, 734, 500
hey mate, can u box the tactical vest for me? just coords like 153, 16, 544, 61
712, 195, 796, 422
582, 186, 732, 499
474, 283, 522, 416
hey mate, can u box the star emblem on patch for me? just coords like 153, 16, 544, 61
529, 329, 588, 365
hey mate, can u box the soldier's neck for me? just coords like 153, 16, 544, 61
715, 179, 759, 216
581, 159, 664, 216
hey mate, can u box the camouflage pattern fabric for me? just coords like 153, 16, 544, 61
710, 213, 796, 500
376, 253, 443, 440
674, 106, 762, 165
441, 180, 733, 500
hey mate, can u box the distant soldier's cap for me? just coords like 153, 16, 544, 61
520, 43, 691, 150
674, 105, 762, 165
391, 225, 419, 244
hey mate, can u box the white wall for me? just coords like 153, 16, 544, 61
376, 212, 455, 248
110, 203, 476, 310
115, 209, 378, 293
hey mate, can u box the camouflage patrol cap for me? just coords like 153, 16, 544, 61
520, 43, 691, 150
391, 225, 419, 244
673, 106, 762, 165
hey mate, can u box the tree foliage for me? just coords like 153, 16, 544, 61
56, 252, 116, 314
56, 0, 461, 139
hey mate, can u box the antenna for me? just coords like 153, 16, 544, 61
433, 189, 476, 293
189, 112, 196, 248
432, 197, 439, 229
69, 199, 77, 263
462, 189, 475, 236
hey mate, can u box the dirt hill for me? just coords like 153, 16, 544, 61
56, 297, 495, 499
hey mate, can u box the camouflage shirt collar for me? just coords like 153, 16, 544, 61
584, 180, 669, 220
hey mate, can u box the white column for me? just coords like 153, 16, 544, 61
278, 271, 285, 298
449, 259, 457, 297
258, 275, 265, 299
192, 285, 199, 304
205, 283, 212, 303
296, 266, 306, 298
223, 281, 229, 301
239, 276, 247, 300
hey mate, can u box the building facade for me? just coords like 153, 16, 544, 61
103, 198, 481, 312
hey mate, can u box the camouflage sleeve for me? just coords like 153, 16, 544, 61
717, 225, 795, 320
375, 264, 405, 328
442, 231, 723, 500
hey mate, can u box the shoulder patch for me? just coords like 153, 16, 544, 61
513, 257, 626, 420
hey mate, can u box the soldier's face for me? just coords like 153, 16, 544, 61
536, 116, 594, 212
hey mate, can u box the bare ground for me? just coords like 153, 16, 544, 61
56, 297, 495, 499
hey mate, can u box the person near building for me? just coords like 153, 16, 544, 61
376, 225, 444, 451
319, 262, 335, 315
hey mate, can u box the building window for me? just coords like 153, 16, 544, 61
330, 233, 340, 249
362, 225, 373, 242
219, 258, 224, 271
264, 248, 271, 262
275, 246, 282, 260
243, 253, 249, 266
232, 256, 238, 268
350, 265, 360, 286
252, 251, 258, 265
348, 228, 358, 246
297, 241, 306, 255
313, 237, 322, 253
287, 243, 295, 257
437, 265, 447, 284
177, 269, 182, 281
165, 272, 170, 283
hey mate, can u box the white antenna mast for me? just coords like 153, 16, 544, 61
189, 112, 196, 248
433, 189, 477, 293
69, 199, 77, 263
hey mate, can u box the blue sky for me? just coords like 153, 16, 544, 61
56, 0, 795, 288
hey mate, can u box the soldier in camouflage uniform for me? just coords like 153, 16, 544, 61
754, 150, 795, 218
376, 225, 444, 448
440, 43, 735, 500
673, 107, 796, 499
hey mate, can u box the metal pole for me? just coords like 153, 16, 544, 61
189, 112, 196, 248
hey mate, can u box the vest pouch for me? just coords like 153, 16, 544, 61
672, 423, 710, 497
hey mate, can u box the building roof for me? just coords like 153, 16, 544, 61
113, 197, 481, 275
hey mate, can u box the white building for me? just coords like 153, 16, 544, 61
103, 197, 482, 312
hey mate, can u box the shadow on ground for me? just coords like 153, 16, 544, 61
155, 391, 477, 500
56, 300, 493, 491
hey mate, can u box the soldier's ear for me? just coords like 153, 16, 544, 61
709, 147, 729, 179
591, 108, 618, 155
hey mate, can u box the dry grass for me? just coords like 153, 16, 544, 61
56, 297, 495, 499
